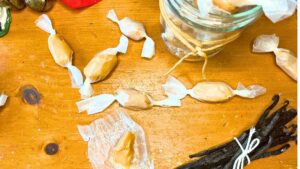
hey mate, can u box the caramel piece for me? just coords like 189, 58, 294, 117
84, 54, 117, 82
212, 0, 238, 13
113, 132, 135, 169
48, 34, 73, 67
107, 9, 155, 58
163, 76, 266, 103
117, 88, 152, 110
192, 82, 234, 102
77, 87, 181, 115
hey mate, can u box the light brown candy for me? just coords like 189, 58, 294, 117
79, 35, 128, 99
212, 0, 238, 13
76, 88, 180, 115
35, 14, 83, 88
117, 88, 152, 110
48, 34, 73, 67
77, 111, 153, 169
163, 76, 266, 103
84, 54, 117, 82
253, 34, 297, 81
192, 82, 234, 102
107, 9, 155, 58
112, 132, 135, 169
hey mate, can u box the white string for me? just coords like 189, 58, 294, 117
233, 127, 260, 169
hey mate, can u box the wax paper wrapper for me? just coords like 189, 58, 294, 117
253, 34, 297, 81
163, 76, 266, 102
77, 88, 181, 115
79, 35, 129, 99
35, 14, 83, 88
77, 111, 154, 169
0, 92, 8, 107
197, 0, 297, 23
107, 9, 155, 59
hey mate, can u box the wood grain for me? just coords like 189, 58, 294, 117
0, 0, 297, 169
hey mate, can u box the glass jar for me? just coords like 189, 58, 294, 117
160, 0, 263, 61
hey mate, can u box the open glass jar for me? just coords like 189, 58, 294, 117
160, 0, 263, 61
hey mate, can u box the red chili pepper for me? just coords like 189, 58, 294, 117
62, 0, 101, 9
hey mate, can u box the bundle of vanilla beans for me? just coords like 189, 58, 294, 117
177, 95, 297, 169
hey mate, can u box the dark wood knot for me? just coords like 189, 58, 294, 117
44, 143, 59, 155
20, 85, 40, 105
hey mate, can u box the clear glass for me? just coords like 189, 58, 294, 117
160, 0, 263, 61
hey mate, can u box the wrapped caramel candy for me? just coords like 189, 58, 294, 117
197, 0, 297, 23
79, 35, 129, 99
35, 14, 83, 88
77, 111, 154, 169
253, 34, 297, 81
107, 9, 155, 59
0, 92, 8, 107
163, 76, 266, 102
76, 88, 180, 115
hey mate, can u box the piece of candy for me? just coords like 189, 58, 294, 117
0, 7, 11, 37
197, 0, 297, 23
212, 0, 238, 12
0, 92, 8, 107
107, 9, 155, 59
62, 0, 100, 9
79, 35, 129, 99
77, 111, 154, 169
112, 132, 135, 169
163, 76, 266, 102
76, 88, 181, 115
253, 34, 297, 81
35, 14, 83, 88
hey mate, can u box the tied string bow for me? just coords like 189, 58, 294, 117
233, 127, 260, 169
160, 0, 241, 80
165, 47, 208, 79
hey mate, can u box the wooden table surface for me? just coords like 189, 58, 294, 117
0, 0, 297, 168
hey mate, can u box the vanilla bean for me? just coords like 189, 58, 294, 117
271, 135, 296, 148
265, 100, 290, 125
256, 95, 280, 128
257, 110, 280, 139
176, 95, 297, 169
250, 136, 273, 160
252, 144, 291, 161
189, 132, 248, 158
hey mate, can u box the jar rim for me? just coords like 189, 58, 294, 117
165, 0, 263, 32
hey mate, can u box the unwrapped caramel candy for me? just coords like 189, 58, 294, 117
79, 35, 129, 99
163, 76, 266, 102
77, 111, 153, 169
253, 34, 297, 81
35, 14, 83, 88
77, 88, 180, 115
107, 9, 155, 59
112, 132, 135, 169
